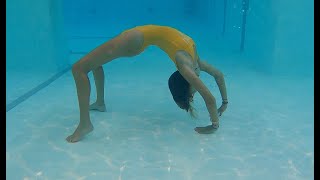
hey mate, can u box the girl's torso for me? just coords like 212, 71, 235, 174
129, 25, 199, 69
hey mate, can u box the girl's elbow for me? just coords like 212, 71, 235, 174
205, 95, 216, 106
216, 70, 224, 78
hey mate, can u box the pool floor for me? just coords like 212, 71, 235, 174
6, 53, 314, 180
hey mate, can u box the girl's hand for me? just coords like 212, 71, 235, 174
218, 103, 228, 116
194, 123, 219, 134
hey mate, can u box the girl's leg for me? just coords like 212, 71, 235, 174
89, 66, 106, 112
66, 30, 143, 143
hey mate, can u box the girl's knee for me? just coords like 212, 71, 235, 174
72, 62, 89, 76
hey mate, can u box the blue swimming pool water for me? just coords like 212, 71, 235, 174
6, 0, 314, 179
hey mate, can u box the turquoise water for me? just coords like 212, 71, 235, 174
6, 0, 314, 179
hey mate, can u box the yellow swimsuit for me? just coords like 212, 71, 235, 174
125, 25, 197, 65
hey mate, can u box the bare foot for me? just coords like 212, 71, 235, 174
89, 102, 106, 112
66, 123, 94, 143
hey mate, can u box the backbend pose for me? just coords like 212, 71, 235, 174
67, 25, 228, 143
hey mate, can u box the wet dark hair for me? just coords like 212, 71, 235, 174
168, 71, 196, 117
